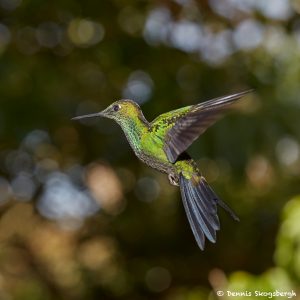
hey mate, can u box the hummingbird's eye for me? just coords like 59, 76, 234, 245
113, 104, 121, 112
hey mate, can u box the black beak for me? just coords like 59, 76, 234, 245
71, 112, 104, 121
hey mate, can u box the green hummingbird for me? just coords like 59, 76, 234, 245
72, 90, 251, 250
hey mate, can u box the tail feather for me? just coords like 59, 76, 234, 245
195, 182, 220, 229
179, 174, 239, 250
180, 188, 206, 249
180, 177, 217, 248
217, 198, 240, 221
200, 179, 239, 221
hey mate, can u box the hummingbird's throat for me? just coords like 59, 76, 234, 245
118, 117, 147, 155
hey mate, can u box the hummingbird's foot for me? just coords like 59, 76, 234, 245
168, 173, 179, 186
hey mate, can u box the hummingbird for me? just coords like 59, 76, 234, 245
72, 90, 251, 250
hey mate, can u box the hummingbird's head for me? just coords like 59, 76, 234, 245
72, 99, 145, 123
100, 100, 143, 122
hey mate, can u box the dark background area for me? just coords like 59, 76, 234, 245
0, 0, 300, 299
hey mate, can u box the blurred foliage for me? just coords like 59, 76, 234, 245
0, 0, 300, 299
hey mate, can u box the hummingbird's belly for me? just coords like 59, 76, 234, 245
137, 135, 174, 173
137, 151, 175, 175
136, 151, 199, 188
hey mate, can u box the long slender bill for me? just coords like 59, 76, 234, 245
71, 112, 103, 120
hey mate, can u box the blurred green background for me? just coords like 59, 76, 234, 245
0, 0, 300, 299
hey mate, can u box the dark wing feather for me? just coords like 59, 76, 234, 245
164, 90, 252, 163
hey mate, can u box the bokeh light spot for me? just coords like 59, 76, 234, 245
78, 237, 116, 271
86, 163, 124, 215
170, 21, 202, 53
276, 136, 300, 167
38, 172, 99, 228
233, 20, 264, 50
145, 267, 172, 292
68, 19, 105, 47
122, 70, 153, 104
246, 155, 274, 189
11, 172, 36, 201
135, 176, 160, 202
143, 7, 171, 45
257, 0, 293, 21
36, 22, 62, 48
118, 7, 144, 35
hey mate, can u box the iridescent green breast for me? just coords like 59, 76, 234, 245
119, 117, 147, 156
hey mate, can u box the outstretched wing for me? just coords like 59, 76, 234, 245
149, 106, 192, 139
163, 90, 252, 163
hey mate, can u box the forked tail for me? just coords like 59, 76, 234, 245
179, 174, 239, 250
